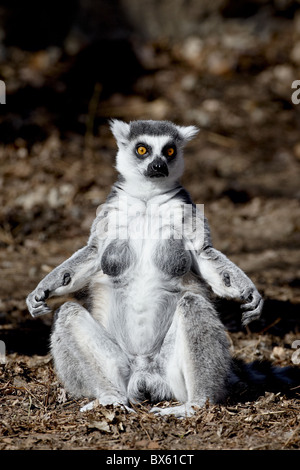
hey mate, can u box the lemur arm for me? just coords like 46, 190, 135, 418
196, 246, 263, 326
26, 241, 101, 318
186, 209, 263, 326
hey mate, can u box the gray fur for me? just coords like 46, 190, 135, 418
154, 239, 192, 277
128, 120, 181, 141
26, 119, 263, 418
101, 240, 134, 278
197, 246, 263, 326
26, 244, 100, 317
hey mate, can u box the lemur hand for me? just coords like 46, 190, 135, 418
26, 287, 52, 317
221, 268, 263, 326
240, 286, 263, 327
199, 248, 263, 327
26, 271, 72, 317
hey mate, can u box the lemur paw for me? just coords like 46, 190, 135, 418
26, 288, 52, 317
241, 288, 263, 326
150, 403, 200, 418
80, 398, 135, 413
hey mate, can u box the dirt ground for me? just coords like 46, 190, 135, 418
0, 7, 300, 451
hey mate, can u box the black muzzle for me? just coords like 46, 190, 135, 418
145, 158, 169, 178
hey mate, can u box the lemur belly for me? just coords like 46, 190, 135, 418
97, 237, 191, 355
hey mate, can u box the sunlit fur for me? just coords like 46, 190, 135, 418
27, 120, 263, 418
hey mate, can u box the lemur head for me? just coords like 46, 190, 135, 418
110, 120, 198, 187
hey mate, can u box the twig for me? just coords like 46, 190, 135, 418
23, 386, 46, 410
258, 317, 281, 334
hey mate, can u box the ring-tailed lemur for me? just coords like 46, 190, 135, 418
26, 119, 264, 418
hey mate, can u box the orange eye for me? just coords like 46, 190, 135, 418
167, 147, 175, 157
137, 146, 147, 156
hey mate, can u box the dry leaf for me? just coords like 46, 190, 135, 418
57, 388, 67, 404
88, 420, 111, 433
271, 346, 286, 361
101, 408, 115, 422
148, 441, 160, 450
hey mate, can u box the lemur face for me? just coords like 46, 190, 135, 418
110, 120, 198, 184
134, 134, 178, 179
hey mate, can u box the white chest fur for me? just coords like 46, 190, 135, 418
93, 192, 188, 355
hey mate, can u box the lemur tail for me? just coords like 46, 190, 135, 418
229, 358, 300, 402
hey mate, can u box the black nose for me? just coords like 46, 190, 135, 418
146, 158, 169, 178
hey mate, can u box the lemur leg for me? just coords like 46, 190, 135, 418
151, 292, 232, 418
50, 301, 130, 412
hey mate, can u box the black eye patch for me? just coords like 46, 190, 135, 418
162, 143, 177, 160
135, 143, 152, 158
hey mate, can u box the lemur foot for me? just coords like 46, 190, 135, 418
150, 403, 200, 419
80, 398, 135, 414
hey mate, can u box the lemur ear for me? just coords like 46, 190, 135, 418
109, 119, 130, 145
177, 125, 199, 142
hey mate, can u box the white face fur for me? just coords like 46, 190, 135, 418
110, 120, 199, 190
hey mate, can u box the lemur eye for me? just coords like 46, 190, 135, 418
163, 145, 176, 159
136, 145, 148, 156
